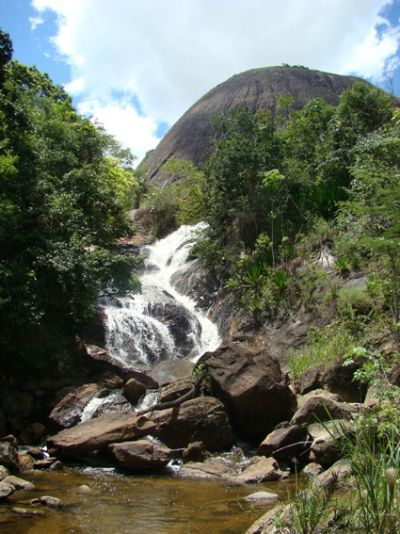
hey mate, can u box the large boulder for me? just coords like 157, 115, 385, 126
109, 440, 171, 471
150, 396, 234, 451
199, 343, 297, 442
237, 457, 285, 484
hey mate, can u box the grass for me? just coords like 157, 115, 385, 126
287, 324, 354, 381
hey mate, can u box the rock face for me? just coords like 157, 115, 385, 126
109, 440, 171, 471
143, 66, 366, 184
199, 343, 297, 442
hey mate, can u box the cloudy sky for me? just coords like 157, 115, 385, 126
1, 0, 400, 162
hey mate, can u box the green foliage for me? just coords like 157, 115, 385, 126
0, 43, 138, 373
287, 324, 355, 380
143, 159, 205, 236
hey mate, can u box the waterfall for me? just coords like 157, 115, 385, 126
101, 222, 220, 369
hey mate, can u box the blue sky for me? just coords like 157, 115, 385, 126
1, 0, 400, 161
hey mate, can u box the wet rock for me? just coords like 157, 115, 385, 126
0, 465, 9, 480
39, 495, 63, 508
78, 484, 94, 495
147, 301, 202, 357
98, 373, 124, 389
12, 507, 45, 516
3, 475, 35, 490
244, 491, 279, 504
178, 458, 232, 480
148, 358, 194, 386
291, 395, 361, 425
17, 452, 35, 471
150, 396, 234, 451
237, 457, 285, 484
257, 425, 309, 462
91, 391, 133, 419
109, 440, 171, 471
48, 460, 63, 471
182, 441, 208, 463
199, 343, 297, 443
49, 383, 103, 428
0, 481, 15, 499
83, 344, 159, 388
33, 458, 59, 470
170, 258, 216, 309
160, 377, 194, 403
123, 378, 146, 404
47, 413, 157, 458
0, 434, 19, 471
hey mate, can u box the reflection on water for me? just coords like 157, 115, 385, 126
0, 467, 295, 533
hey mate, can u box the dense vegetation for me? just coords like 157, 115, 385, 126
0, 31, 139, 374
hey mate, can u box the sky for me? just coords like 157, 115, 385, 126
1, 0, 400, 163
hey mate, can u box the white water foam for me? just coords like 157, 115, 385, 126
102, 223, 220, 368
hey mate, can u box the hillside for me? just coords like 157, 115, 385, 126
142, 66, 367, 184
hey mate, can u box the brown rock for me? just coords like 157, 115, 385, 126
314, 459, 352, 490
178, 458, 232, 480
294, 368, 321, 394
199, 343, 297, 443
84, 344, 158, 388
257, 425, 309, 461
291, 396, 361, 425
303, 462, 323, 477
123, 378, 146, 404
150, 396, 234, 451
49, 383, 103, 428
308, 420, 352, 468
238, 457, 285, 484
182, 441, 207, 463
0, 434, 19, 471
148, 358, 194, 387
0, 465, 9, 480
47, 413, 157, 458
12, 507, 44, 516
109, 440, 171, 471
0, 481, 15, 500
17, 452, 35, 471
39, 495, 63, 508
160, 377, 194, 403
244, 491, 279, 505
320, 358, 366, 402
2, 475, 35, 490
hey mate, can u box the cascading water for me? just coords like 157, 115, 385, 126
101, 222, 220, 369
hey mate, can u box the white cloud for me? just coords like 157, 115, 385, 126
29, 15, 44, 30
32, 0, 400, 160
77, 97, 160, 163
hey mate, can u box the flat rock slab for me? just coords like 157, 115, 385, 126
47, 413, 157, 457
177, 459, 233, 480
0, 481, 15, 500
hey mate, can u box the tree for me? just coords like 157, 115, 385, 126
0, 42, 138, 373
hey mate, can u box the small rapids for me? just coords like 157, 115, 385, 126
101, 222, 220, 368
